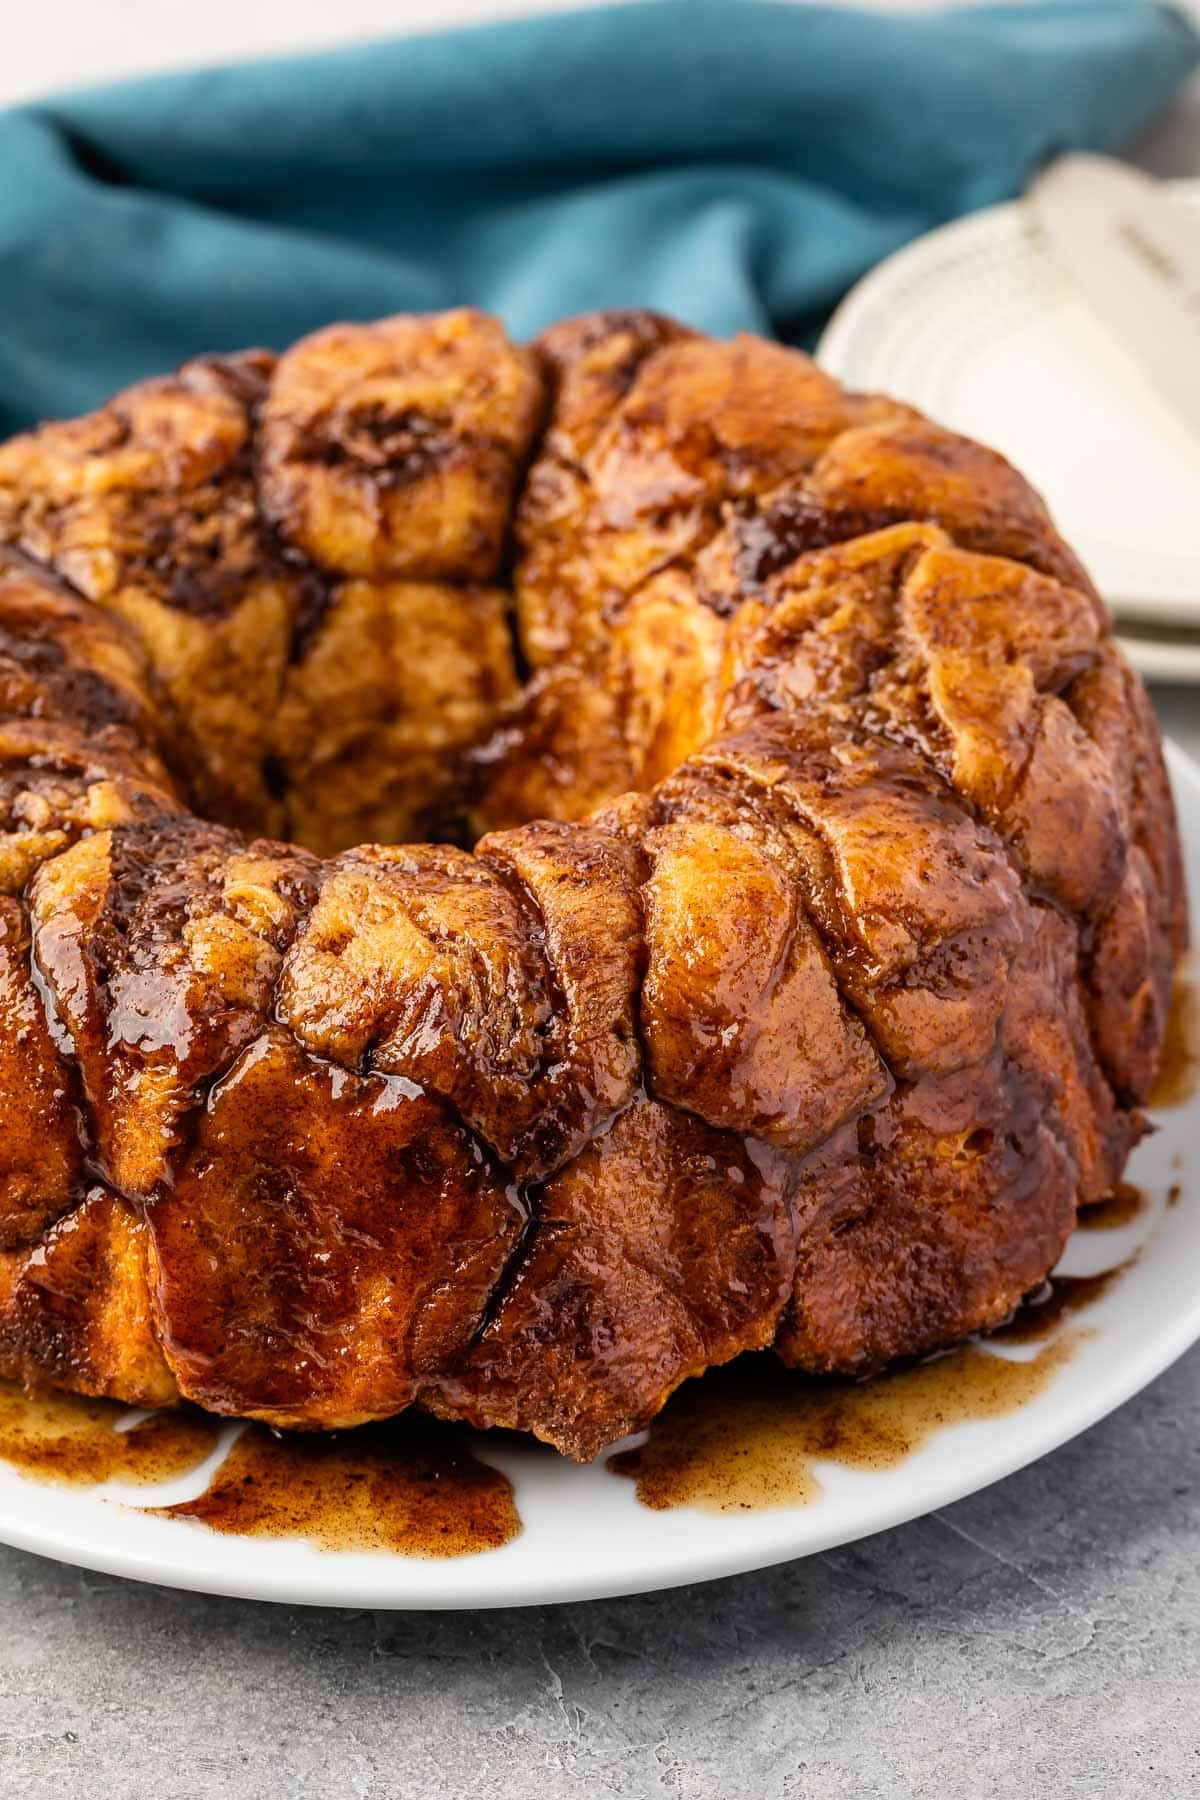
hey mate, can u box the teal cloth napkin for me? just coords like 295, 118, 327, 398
0, 0, 1196, 432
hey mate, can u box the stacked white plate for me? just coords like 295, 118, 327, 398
818, 180, 1200, 684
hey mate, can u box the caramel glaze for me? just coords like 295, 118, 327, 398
0, 1381, 216, 1485
611, 1257, 1138, 1513
0, 1378, 517, 1559
1077, 1182, 1147, 1231
988, 1271, 1126, 1345
150, 1417, 519, 1558
1151, 972, 1199, 1110
609, 1337, 1078, 1514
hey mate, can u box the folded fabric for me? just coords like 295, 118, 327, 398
0, 0, 1196, 431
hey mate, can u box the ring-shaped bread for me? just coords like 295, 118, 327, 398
0, 310, 1185, 1459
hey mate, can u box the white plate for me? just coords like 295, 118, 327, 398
1114, 631, 1200, 687
1, 745, 1198, 1610
817, 182, 1200, 644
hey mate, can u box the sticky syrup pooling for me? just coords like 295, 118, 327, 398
1076, 1183, 1147, 1231
608, 1336, 1080, 1513
1150, 970, 1199, 1111
148, 1418, 520, 1558
0, 1386, 218, 1487
0, 1237, 1151, 1539
609, 1244, 1149, 1514
0, 1388, 518, 1558
0, 1175, 1166, 1541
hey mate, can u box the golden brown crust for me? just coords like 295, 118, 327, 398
0, 717, 181, 896
0, 1191, 177, 1408
145, 1029, 521, 1427
513, 320, 905, 675
278, 819, 644, 1184
0, 554, 163, 748
0, 308, 1185, 1461
0, 319, 537, 851
640, 810, 889, 1150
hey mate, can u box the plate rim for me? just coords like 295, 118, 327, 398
0, 744, 1196, 1610
817, 176, 1200, 371
816, 179, 1200, 637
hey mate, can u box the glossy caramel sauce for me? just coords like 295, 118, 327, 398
149, 1417, 520, 1558
608, 1336, 1077, 1514
1151, 971, 1199, 1109
989, 1271, 1124, 1345
0, 1383, 217, 1485
1077, 1183, 1146, 1231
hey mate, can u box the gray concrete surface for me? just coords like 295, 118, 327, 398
0, 682, 1197, 1799
1, 1339, 1198, 1799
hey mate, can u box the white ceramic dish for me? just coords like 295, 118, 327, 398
1113, 631, 1200, 686
0, 745, 1197, 1610
817, 181, 1200, 676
